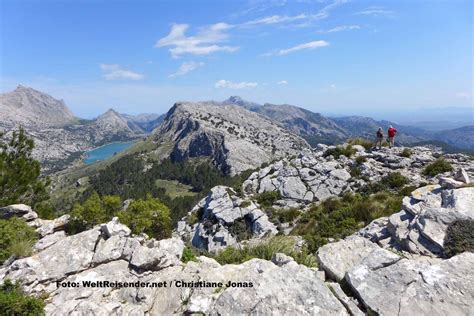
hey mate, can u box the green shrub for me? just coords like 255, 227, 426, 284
355, 156, 367, 164
423, 158, 453, 177
399, 185, 417, 197
213, 236, 316, 267
400, 148, 412, 158
256, 191, 281, 208
323, 145, 357, 159
444, 220, 474, 258
228, 219, 253, 241
348, 138, 373, 150
0, 279, 45, 315
0, 218, 38, 264
293, 192, 403, 253
239, 200, 251, 208
360, 172, 409, 194
181, 246, 198, 263
381, 172, 409, 189
266, 208, 301, 224
350, 166, 361, 178
118, 195, 172, 240
68, 193, 172, 240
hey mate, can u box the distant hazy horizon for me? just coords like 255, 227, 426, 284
1, 0, 472, 121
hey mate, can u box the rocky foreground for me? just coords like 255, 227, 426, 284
177, 144, 474, 253
1, 173, 473, 315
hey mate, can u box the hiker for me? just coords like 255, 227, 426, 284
374, 127, 384, 149
388, 125, 397, 148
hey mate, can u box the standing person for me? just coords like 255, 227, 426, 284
374, 127, 384, 149
387, 125, 397, 148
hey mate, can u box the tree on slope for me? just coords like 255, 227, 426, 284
0, 127, 49, 207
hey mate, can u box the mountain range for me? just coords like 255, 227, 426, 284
1, 86, 472, 173
222, 96, 473, 150
0, 86, 163, 172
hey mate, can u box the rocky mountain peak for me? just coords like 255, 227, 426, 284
0, 85, 76, 129
152, 101, 310, 175
223, 96, 261, 110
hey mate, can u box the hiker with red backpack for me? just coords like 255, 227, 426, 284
388, 125, 397, 148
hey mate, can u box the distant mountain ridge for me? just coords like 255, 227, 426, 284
0, 86, 163, 172
0, 85, 77, 128
223, 96, 473, 150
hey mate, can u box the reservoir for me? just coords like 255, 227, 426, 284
84, 141, 136, 164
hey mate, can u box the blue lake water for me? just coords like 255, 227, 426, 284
84, 141, 136, 165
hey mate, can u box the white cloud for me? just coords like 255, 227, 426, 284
169, 61, 204, 78
215, 80, 258, 89
277, 80, 288, 85
267, 40, 329, 56
100, 64, 144, 81
318, 25, 360, 33
156, 23, 239, 58
242, 0, 347, 27
356, 6, 395, 18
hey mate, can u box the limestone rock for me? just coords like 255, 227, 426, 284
35, 214, 70, 237
0, 204, 37, 221
100, 217, 131, 238
271, 253, 294, 266
316, 236, 380, 281
176, 186, 277, 252
454, 168, 470, 184
346, 252, 474, 316
130, 237, 184, 270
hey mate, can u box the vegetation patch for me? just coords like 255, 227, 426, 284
0, 279, 45, 316
67, 193, 172, 240
423, 158, 453, 177
323, 145, 356, 159
400, 148, 412, 158
228, 219, 253, 241
444, 220, 474, 258
0, 128, 50, 209
155, 179, 196, 199
181, 246, 198, 263
266, 208, 301, 224
0, 218, 38, 264
293, 192, 402, 253
213, 236, 316, 268
255, 191, 281, 208
355, 156, 367, 164
360, 172, 409, 194
348, 138, 373, 150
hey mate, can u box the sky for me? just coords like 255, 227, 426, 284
0, 0, 472, 119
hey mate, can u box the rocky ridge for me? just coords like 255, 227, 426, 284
176, 144, 473, 253
242, 144, 473, 207
151, 101, 310, 175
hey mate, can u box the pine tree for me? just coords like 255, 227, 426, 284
0, 127, 49, 206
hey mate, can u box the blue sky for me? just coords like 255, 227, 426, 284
1, 0, 472, 119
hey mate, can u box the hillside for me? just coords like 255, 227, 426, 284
150, 101, 310, 175
0, 86, 161, 172
1, 142, 473, 315
222, 96, 474, 150
0, 85, 76, 128
433, 125, 474, 150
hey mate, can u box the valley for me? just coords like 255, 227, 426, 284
1, 85, 473, 316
